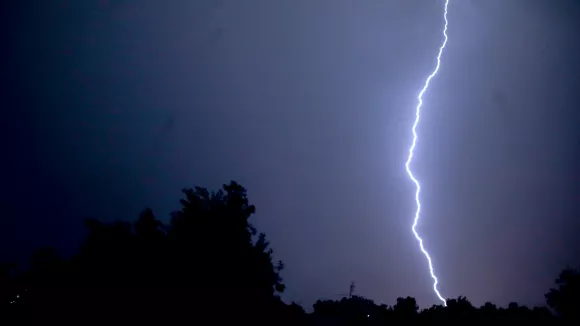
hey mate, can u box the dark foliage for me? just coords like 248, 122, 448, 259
1, 181, 579, 325
1, 181, 287, 325
312, 295, 559, 325
546, 267, 580, 322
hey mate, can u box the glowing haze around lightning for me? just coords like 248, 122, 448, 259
404, 0, 449, 306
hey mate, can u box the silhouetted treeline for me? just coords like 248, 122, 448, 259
312, 295, 558, 325
1, 181, 579, 325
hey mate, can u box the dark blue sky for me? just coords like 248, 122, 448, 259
1, 0, 580, 310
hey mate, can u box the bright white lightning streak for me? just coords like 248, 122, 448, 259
404, 0, 449, 307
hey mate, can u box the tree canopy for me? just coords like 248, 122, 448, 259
1, 181, 578, 325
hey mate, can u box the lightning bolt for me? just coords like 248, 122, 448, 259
404, 0, 450, 307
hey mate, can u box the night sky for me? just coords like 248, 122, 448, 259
2, 0, 580, 310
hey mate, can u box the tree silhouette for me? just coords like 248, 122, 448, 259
479, 301, 498, 321
393, 296, 419, 321
1, 181, 289, 325
312, 295, 391, 325
167, 182, 285, 306
310, 292, 559, 325
546, 267, 580, 322
445, 296, 476, 321
0, 180, 574, 325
